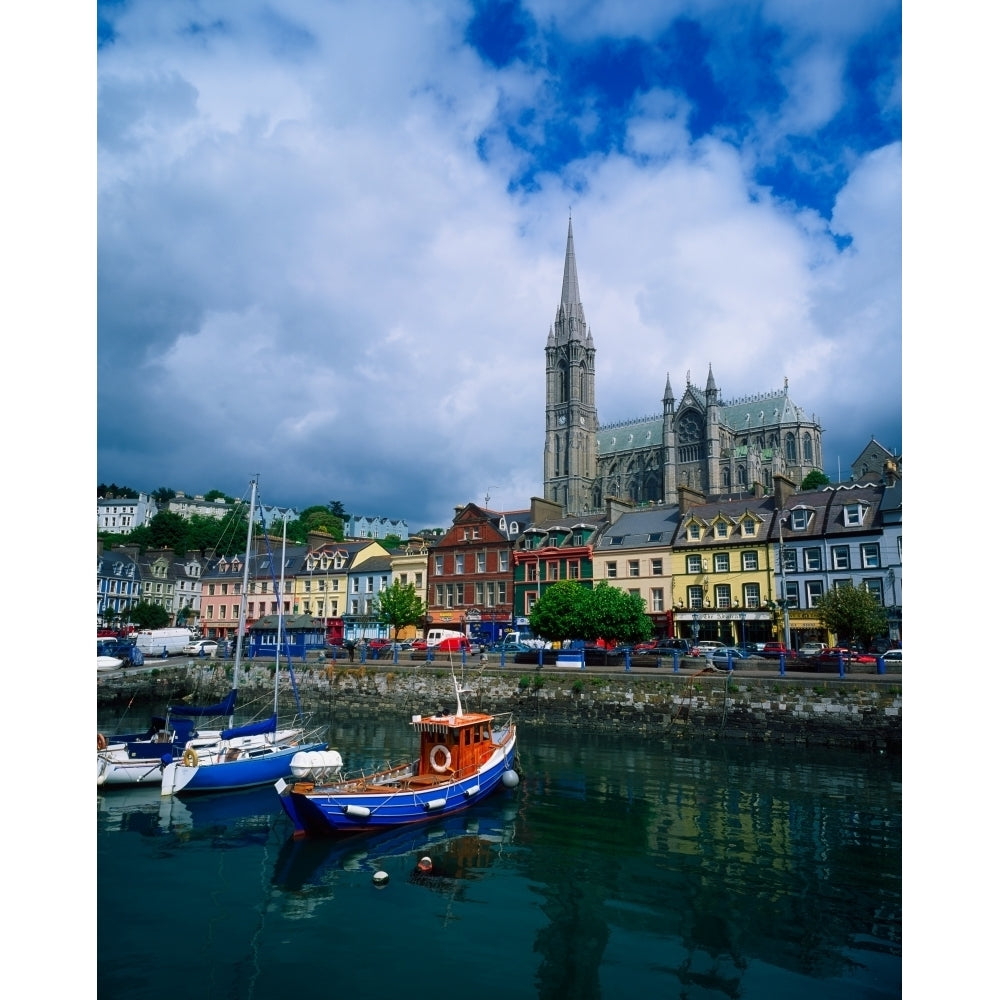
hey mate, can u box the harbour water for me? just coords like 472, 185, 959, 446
97, 709, 901, 999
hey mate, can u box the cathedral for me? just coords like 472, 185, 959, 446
543, 219, 824, 515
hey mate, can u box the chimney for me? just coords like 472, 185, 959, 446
773, 474, 796, 511
883, 459, 898, 486
677, 485, 706, 517
605, 496, 635, 524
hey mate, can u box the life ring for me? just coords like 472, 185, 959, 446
429, 744, 452, 773
97, 733, 107, 751
182, 747, 199, 768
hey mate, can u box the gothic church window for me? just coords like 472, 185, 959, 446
785, 433, 797, 461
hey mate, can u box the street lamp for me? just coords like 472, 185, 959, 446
776, 511, 792, 650
740, 611, 747, 650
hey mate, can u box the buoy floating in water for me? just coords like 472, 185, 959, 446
416, 856, 433, 873
372, 871, 389, 886
501, 769, 520, 789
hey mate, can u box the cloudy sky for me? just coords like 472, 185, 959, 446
94, 0, 902, 529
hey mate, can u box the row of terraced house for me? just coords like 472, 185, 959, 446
97, 463, 901, 653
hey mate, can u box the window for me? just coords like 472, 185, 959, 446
715, 521, 728, 538
546, 560, 559, 580
455, 554, 465, 574
742, 518, 755, 536
352, 578, 359, 593
567, 561, 580, 579
472, 527, 480, 539
628, 589, 640, 599
486, 582, 495, 606
208, 584, 215, 596
231, 604, 239, 619
455, 583, 464, 605
650, 588, 664, 612
713, 553, 729, 573
628, 560, 640, 577
648, 532, 662, 542
445, 585, 455, 608
804, 548, 822, 571
610, 536, 624, 546
651, 558, 663, 576
861, 544, 880, 568
714, 585, 731, 609
688, 523, 701, 540
498, 552, 509, 572
863, 579, 884, 604
790, 509, 809, 530
607, 562, 618, 578
475, 582, 485, 604
741, 551, 758, 571
527, 564, 538, 582
415, 573, 422, 587
434, 556, 444, 575
687, 586, 704, 608
805, 581, 824, 607
476, 552, 486, 573
497, 582, 507, 604
831, 546, 850, 570
844, 503, 864, 526
783, 582, 799, 609
686, 555, 703, 574
743, 583, 760, 608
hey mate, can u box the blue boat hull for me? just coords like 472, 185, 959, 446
162, 740, 328, 796
276, 736, 517, 838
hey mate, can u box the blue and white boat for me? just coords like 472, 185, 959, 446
97, 690, 238, 787
160, 478, 327, 796
275, 674, 519, 838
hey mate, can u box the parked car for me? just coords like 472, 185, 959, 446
799, 642, 828, 658
632, 640, 660, 653
760, 642, 790, 659
816, 647, 877, 666
410, 639, 428, 651
706, 647, 752, 666
690, 640, 725, 657
882, 649, 902, 667
183, 639, 219, 657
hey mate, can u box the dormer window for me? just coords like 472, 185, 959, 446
844, 503, 865, 527
715, 522, 728, 538
742, 519, 755, 536
688, 523, 701, 540
790, 509, 810, 530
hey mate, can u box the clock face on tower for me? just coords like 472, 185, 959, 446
558, 414, 567, 426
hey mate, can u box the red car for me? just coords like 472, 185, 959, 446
816, 647, 877, 665
760, 642, 789, 659
632, 640, 660, 653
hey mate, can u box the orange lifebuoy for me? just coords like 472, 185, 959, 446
97, 733, 108, 751
429, 744, 452, 773
182, 747, 199, 768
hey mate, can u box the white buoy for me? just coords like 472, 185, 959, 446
373, 870, 389, 886
501, 769, 520, 789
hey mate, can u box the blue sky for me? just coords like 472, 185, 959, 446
91, 0, 901, 527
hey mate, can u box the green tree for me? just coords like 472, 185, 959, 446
815, 584, 887, 649
529, 581, 594, 642
203, 489, 234, 503
129, 601, 171, 629
371, 581, 426, 639
587, 582, 654, 646
148, 510, 188, 550
530, 580, 655, 646
382, 533, 403, 550
151, 487, 176, 504
328, 500, 349, 520
800, 470, 831, 490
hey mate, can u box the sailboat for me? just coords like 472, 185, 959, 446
160, 478, 327, 796
97, 690, 238, 787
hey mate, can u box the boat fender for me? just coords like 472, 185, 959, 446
373, 871, 389, 887
501, 769, 521, 789
97, 733, 108, 751
416, 856, 433, 873
182, 747, 199, 768
429, 744, 452, 773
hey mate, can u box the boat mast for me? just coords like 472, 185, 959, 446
274, 511, 288, 715
231, 476, 257, 724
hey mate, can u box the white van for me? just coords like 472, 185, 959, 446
425, 628, 472, 653
135, 628, 192, 657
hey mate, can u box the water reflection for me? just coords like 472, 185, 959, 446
98, 712, 901, 1000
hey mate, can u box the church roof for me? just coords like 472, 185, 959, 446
596, 415, 663, 454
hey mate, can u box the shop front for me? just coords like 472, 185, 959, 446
673, 609, 773, 648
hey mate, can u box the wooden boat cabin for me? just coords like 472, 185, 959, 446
414, 710, 498, 780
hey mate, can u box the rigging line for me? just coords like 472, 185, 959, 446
255, 496, 307, 722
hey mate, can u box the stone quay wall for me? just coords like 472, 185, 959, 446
97, 660, 901, 753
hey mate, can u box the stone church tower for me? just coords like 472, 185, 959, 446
543, 219, 825, 514
543, 217, 598, 514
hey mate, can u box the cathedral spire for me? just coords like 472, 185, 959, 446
663, 373, 674, 405
560, 216, 582, 310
